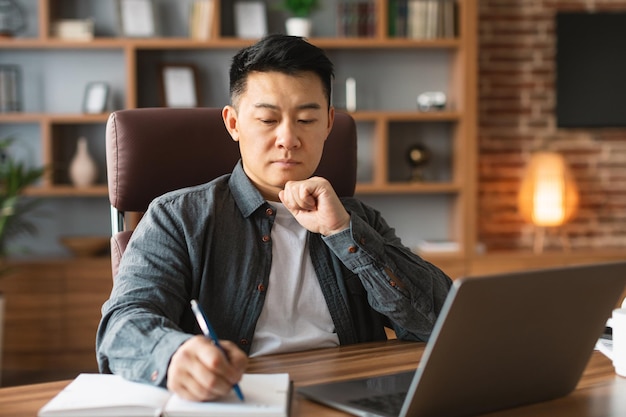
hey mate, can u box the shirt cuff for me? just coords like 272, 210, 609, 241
322, 216, 385, 270
139, 330, 192, 387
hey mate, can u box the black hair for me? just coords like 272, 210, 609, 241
229, 34, 334, 107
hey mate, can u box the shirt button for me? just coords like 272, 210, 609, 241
360, 237, 366, 245
240, 338, 249, 346
348, 245, 357, 253
265, 208, 273, 216
150, 370, 159, 381
389, 280, 397, 287
262, 235, 270, 242
257, 283, 266, 292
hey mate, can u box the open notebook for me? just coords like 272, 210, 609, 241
38, 373, 291, 417
299, 261, 626, 417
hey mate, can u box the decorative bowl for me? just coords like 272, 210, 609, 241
59, 236, 110, 257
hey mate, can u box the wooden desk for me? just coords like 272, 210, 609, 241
1, 340, 626, 417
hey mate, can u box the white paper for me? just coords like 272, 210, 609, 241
38, 373, 290, 417
165, 373, 290, 416
38, 374, 171, 416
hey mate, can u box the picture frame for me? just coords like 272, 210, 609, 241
159, 64, 200, 108
117, 0, 157, 37
234, 1, 268, 39
82, 82, 109, 114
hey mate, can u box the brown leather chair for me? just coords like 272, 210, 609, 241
105, 107, 357, 278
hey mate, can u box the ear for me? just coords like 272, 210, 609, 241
325, 107, 335, 142
222, 105, 240, 142
324, 106, 335, 140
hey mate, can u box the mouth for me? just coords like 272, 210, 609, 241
273, 159, 300, 167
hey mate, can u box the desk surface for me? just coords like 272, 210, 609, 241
2, 340, 626, 417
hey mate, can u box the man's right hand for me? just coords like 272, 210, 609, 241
166, 335, 248, 401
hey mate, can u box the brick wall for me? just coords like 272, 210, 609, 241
478, 0, 626, 251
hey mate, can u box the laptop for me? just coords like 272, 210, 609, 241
298, 261, 626, 417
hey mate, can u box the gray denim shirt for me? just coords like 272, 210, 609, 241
96, 161, 452, 387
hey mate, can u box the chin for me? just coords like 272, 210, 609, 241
273, 167, 313, 183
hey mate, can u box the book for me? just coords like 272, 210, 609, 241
415, 239, 459, 254
336, 0, 376, 38
189, 0, 215, 40
403, 0, 457, 40
38, 373, 291, 417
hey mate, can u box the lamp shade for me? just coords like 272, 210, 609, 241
518, 152, 579, 227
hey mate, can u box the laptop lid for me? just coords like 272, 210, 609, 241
298, 261, 626, 417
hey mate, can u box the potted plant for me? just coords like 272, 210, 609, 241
0, 138, 44, 259
0, 137, 45, 377
277, 0, 319, 37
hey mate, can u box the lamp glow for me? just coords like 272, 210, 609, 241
518, 152, 579, 251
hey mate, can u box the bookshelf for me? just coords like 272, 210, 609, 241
0, 0, 477, 272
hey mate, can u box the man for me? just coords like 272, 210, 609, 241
96, 34, 452, 402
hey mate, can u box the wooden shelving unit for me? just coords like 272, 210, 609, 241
0, 0, 477, 271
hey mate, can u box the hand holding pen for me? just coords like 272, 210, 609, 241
190, 299, 245, 401
166, 301, 247, 402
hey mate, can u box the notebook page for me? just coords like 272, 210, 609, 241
163, 373, 290, 417
38, 373, 171, 417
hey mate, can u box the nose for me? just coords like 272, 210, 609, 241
275, 120, 300, 149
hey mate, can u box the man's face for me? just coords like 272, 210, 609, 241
223, 71, 334, 201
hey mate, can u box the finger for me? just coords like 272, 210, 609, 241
195, 340, 247, 388
167, 337, 238, 401
220, 340, 249, 375
174, 370, 228, 402
283, 181, 316, 211
296, 185, 317, 210
167, 353, 213, 401
279, 183, 300, 211
184, 368, 235, 401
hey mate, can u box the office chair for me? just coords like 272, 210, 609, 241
105, 107, 358, 278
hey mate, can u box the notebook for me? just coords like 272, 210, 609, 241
298, 261, 626, 417
38, 373, 291, 417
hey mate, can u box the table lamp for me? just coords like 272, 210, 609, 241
518, 151, 579, 253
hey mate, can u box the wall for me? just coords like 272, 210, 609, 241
478, 0, 626, 251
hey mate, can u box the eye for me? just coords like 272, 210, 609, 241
259, 118, 276, 125
298, 118, 316, 125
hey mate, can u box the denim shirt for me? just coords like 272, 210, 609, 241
96, 161, 452, 387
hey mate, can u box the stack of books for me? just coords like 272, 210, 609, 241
415, 239, 459, 254
336, 0, 377, 38
189, 0, 216, 40
389, 0, 456, 39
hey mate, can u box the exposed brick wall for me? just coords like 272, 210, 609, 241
478, 0, 626, 252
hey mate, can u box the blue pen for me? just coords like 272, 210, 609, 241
190, 299, 245, 401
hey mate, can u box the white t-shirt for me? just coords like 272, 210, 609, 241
249, 202, 339, 357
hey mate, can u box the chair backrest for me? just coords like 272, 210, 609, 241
105, 107, 357, 277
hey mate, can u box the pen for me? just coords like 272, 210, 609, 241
190, 299, 245, 401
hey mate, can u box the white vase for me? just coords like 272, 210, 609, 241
285, 17, 312, 37
69, 137, 98, 187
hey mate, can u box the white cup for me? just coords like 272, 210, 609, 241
603, 308, 626, 377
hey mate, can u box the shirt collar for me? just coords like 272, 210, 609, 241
229, 160, 269, 218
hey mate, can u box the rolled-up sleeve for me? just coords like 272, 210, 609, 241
96, 197, 196, 387
322, 201, 452, 341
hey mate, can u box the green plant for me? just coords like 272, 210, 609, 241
0, 138, 45, 259
278, 0, 319, 18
